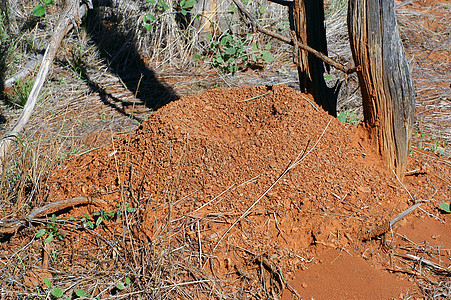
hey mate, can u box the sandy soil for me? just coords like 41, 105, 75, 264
0, 0, 449, 299
42, 84, 450, 298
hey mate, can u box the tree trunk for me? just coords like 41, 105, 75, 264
293, 0, 339, 116
348, 0, 415, 179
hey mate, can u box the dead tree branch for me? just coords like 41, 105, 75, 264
0, 196, 106, 235
230, 0, 359, 74
0, 0, 87, 167
2, 52, 44, 89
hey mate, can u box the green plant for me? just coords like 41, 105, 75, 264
337, 109, 361, 126
43, 277, 63, 298
209, 32, 246, 73
143, 0, 173, 30
195, 31, 274, 74
250, 42, 274, 63
74, 288, 93, 299
438, 202, 451, 213
33, 0, 55, 17
115, 277, 131, 291
418, 139, 448, 156
14, 79, 33, 107
35, 214, 64, 243
115, 202, 136, 219
179, 0, 197, 16
277, 21, 290, 33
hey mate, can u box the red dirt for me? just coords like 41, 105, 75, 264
44, 84, 450, 298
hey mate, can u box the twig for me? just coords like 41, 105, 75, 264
410, 147, 451, 167
0, 196, 106, 235
395, 253, 451, 274
212, 119, 332, 252
300, 94, 318, 110
236, 92, 271, 103
230, 0, 359, 74
366, 203, 422, 240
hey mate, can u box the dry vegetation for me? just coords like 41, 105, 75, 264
0, 0, 449, 299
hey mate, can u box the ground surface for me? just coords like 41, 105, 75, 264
45, 85, 450, 299
0, 0, 450, 299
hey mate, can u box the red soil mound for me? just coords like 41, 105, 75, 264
47, 85, 450, 298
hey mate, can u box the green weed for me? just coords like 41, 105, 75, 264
35, 214, 64, 243
9, 79, 33, 107
194, 31, 274, 74
418, 139, 448, 156
32, 0, 55, 17
438, 202, 451, 213
337, 109, 361, 126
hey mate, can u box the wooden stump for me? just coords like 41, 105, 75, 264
293, 0, 339, 116
348, 0, 415, 179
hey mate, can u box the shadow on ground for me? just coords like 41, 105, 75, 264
82, 9, 179, 116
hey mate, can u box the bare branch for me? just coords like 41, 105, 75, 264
0, 0, 87, 167
0, 196, 106, 235
230, 0, 359, 74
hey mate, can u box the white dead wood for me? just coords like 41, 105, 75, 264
0, 0, 87, 167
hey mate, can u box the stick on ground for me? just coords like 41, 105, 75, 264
0, 196, 106, 235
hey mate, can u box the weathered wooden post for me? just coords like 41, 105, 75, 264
293, 0, 339, 116
348, 0, 415, 179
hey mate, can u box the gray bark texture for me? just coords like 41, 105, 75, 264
348, 0, 415, 179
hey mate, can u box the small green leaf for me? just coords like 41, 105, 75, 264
225, 47, 236, 55
52, 288, 63, 298
86, 221, 94, 229
438, 203, 451, 213
259, 5, 266, 14
116, 283, 125, 290
265, 42, 271, 50
183, 0, 196, 9
125, 277, 131, 285
75, 289, 86, 297
32, 4, 46, 17
252, 42, 258, 51
44, 232, 54, 244
261, 52, 274, 62
146, 0, 155, 3
96, 216, 103, 226
181, 9, 187, 16
228, 5, 237, 13
220, 37, 227, 46
43, 0, 54, 5
145, 24, 153, 31
192, 54, 201, 61
206, 34, 212, 40
35, 228, 46, 239
43, 277, 52, 289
